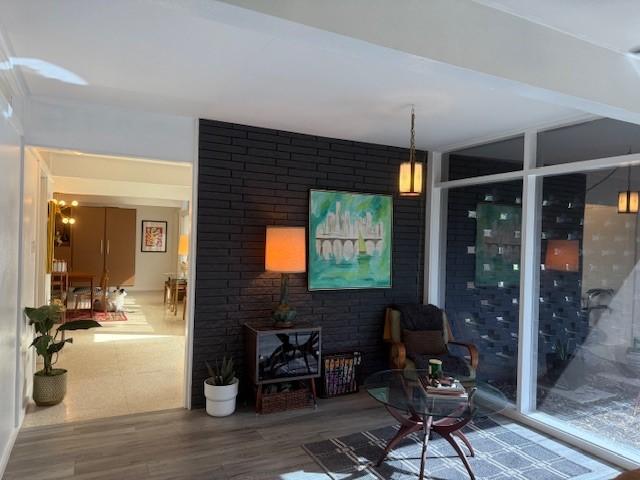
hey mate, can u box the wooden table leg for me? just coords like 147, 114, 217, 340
256, 384, 263, 414
375, 405, 476, 480
309, 378, 317, 408
376, 406, 424, 466
171, 280, 178, 314
102, 271, 108, 314
418, 416, 433, 480
90, 277, 94, 315
182, 290, 187, 321
433, 416, 475, 479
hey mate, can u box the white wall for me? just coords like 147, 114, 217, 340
15, 148, 40, 427
0, 96, 23, 474
133, 205, 180, 291
25, 97, 195, 163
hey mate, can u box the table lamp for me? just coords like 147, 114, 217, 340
545, 239, 579, 272
265, 226, 306, 328
178, 234, 189, 277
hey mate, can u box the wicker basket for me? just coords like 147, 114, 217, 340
260, 384, 311, 414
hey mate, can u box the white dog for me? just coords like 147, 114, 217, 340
107, 288, 127, 312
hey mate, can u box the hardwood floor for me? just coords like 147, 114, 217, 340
6, 392, 394, 480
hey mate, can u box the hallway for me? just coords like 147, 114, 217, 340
23, 291, 185, 427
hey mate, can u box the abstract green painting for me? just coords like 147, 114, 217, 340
308, 189, 392, 290
475, 203, 521, 287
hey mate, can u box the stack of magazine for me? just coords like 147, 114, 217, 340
420, 376, 468, 399
322, 352, 362, 397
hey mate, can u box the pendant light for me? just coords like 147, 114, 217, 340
399, 106, 423, 196
618, 164, 639, 214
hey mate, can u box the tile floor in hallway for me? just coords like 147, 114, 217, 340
23, 290, 186, 427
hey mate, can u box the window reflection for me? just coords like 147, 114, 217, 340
536, 166, 640, 451
445, 179, 522, 402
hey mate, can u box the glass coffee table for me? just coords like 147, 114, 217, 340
365, 369, 508, 480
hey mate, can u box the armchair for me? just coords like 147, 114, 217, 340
384, 304, 478, 383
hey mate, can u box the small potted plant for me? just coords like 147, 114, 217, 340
545, 338, 583, 389
25, 302, 101, 406
204, 357, 238, 417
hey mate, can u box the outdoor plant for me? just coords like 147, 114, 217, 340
206, 356, 236, 386
25, 302, 101, 376
553, 338, 574, 361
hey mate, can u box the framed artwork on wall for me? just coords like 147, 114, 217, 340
475, 203, 521, 287
308, 189, 393, 290
141, 220, 167, 253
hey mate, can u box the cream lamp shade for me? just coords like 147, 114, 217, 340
545, 239, 579, 272
398, 106, 424, 196
265, 226, 306, 273
178, 234, 190, 256
399, 161, 423, 196
618, 190, 639, 214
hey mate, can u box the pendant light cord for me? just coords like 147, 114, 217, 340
409, 106, 416, 165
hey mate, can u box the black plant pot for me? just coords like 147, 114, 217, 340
545, 355, 583, 390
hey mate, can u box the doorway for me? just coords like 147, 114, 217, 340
25, 148, 193, 427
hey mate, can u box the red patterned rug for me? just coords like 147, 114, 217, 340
65, 310, 128, 322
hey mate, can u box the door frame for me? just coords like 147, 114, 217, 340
25, 126, 199, 412
184, 118, 198, 409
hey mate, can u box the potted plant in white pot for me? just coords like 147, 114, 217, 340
25, 302, 101, 406
204, 357, 238, 417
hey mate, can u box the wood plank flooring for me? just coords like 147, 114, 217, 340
5, 392, 395, 480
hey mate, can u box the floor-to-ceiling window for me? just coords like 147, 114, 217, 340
535, 166, 640, 454
442, 136, 524, 402
531, 120, 640, 458
431, 118, 640, 465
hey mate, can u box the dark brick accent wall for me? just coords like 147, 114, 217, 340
193, 119, 426, 407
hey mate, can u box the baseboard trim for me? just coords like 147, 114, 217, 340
0, 427, 19, 478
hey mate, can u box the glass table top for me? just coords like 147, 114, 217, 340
364, 369, 508, 420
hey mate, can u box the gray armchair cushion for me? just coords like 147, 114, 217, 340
396, 304, 444, 331
403, 329, 447, 356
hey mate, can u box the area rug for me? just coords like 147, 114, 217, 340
65, 310, 128, 322
303, 417, 619, 479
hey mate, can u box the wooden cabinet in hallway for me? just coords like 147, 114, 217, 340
71, 206, 136, 286
104, 207, 136, 285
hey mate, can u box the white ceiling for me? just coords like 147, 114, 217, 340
39, 148, 192, 203
471, 0, 640, 54
2, 0, 589, 150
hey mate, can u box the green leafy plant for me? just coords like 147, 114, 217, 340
25, 303, 101, 376
205, 357, 236, 386
554, 338, 573, 361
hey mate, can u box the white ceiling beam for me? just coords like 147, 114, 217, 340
220, 0, 640, 124
51, 176, 191, 202
46, 151, 192, 186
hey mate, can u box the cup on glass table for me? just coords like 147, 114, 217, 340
428, 359, 443, 380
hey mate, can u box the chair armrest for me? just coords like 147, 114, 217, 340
448, 340, 479, 370
390, 342, 407, 369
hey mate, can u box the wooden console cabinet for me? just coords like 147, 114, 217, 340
244, 322, 321, 413
70, 206, 136, 286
